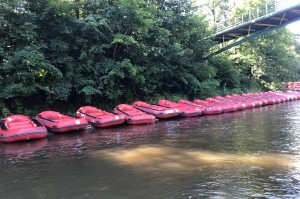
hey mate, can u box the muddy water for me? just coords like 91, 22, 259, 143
1, 102, 300, 198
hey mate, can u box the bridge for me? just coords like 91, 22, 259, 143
209, 0, 300, 56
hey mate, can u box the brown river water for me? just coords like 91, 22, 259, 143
1, 102, 300, 198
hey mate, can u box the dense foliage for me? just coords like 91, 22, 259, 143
1, 0, 300, 117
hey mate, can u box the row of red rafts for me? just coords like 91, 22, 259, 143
283, 82, 300, 91
1, 90, 300, 143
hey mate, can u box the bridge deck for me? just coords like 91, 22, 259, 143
213, 3, 300, 43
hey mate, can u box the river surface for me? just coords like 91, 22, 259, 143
1, 102, 300, 198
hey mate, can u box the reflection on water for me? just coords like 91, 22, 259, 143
1, 102, 300, 198
92, 145, 296, 174
0, 139, 48, 160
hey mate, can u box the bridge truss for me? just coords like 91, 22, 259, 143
209, 0, 300, 56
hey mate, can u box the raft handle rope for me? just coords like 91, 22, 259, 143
115, 108, 133, 116
37, 115, 55, 122
77, 111, 97, 119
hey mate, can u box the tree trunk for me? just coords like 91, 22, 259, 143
75, 0, 80, 19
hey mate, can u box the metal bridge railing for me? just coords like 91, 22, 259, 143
215, 0, 300, 33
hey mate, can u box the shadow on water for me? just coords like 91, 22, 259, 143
0, 122, 161, 162
0, 139, 48, 160
91, 144, 298, 175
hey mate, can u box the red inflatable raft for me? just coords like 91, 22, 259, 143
204, 98, 237, 112
178, 99, 222, 115
243, 93, 268, 105
35, 111, 88, 133
133, 101, 180, 119
240, 94, 263, 107
285, 91, 300, 100
0, 115, 47, 143
114, 104, 157, 124
228, 94, 257, 108
76, 106, 125, 128
157, 100, 202, 117
259, 93, 280, 105
192, 99, 223, 115
214, 96, 246, 111
274, 91, 296, 101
